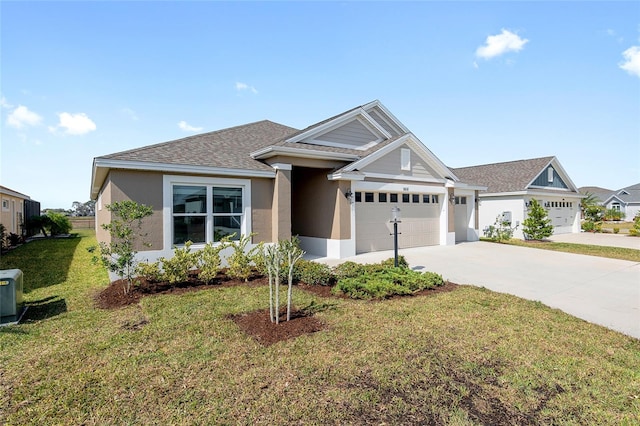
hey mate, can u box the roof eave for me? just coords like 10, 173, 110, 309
250, 146, 360, 162
90, 158, 276, 200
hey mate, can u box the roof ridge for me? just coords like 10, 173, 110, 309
453, 155, 554, 170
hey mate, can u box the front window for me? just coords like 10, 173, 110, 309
171, 183, 245, 245
173, 185, 207, 244
212, 187, 242, 241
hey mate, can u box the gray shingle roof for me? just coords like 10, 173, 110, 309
608, 183, 640, 203
578, 186, 614, 203
99, 120, 299, 172
452, 156, 556, 193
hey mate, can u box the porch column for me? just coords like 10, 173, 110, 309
272, 164, 292, 242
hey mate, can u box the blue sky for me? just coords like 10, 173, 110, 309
2, 1, 639, 209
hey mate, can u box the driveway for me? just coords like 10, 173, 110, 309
319, 242, 640, 339
548, 232, 640, 249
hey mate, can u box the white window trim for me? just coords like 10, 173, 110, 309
1, 199, 8, 211
163, 175, 252, 250
548, 167, 554, 183
401, 148, 411, 171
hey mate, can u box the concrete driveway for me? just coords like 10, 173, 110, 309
548, 232, 640, 249
319, 242, 640, 339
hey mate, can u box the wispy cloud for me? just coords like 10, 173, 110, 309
7, 105, 43, 128
619, 46, 640, 78
475, 29, 529, 60
1, 96, 13, 109
121, 107, 139, 121
235, 82, 258, 94
178, 120, 203, 132
51, 112, 97, 135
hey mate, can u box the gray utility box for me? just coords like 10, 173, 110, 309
0, 269, 24, 324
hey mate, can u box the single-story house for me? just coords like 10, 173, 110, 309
90, 100, 484, 261
0, 186, 40, 237
453, 157, 583, 239
601, 184, 640, 221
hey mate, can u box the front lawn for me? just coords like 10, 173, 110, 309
1, 230, 639, 424
497, 238, 640, 262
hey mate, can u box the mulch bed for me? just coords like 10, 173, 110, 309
95, 272, 459, 346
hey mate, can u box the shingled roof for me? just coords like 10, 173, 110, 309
578, 186, 613, 203
452, 156, 556, 194
98, 120, 299, 172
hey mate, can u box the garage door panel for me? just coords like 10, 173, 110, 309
356, 200, 440, 254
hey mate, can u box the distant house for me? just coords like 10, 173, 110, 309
90, 100, 485, 261
578, 186, 613, 204
601, 184, 640, 221
453, 157, 583, 239
0, 186, 40, 236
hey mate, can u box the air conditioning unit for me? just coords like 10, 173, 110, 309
0, 269, 25, 326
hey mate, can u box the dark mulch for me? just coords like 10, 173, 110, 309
95, 271, 459, 346
230, 308, 326, 346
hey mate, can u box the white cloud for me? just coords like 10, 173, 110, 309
7, 105, 43, 128
619, 46, 640, 77
476, 29, 529, 60
235, 82, 258, 94
55, 112, 97, 135
178, 120, 203, 132
121, 107, 139, 121
1, 96, 13, 109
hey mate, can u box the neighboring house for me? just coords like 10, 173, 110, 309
453, 157, 583, 239
0, 186, 40, 236
601, 183, 640, 221
90, 100, 484, 261
578, 186, 613, 205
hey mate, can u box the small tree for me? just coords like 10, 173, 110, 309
261, 243, 283, 323
629, 214, 640, 237
90, 201, 153, 294
484, 215, 517, 242
280, 237, 305, 321
522, 199, 554, 240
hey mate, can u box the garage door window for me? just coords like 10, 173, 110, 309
378, 193, 387, 202
365, 192, 374, 202
390, 193, 398, 203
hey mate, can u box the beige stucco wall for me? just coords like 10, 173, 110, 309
98, 170, 164, 251
292, 167, 350, 240
251, 177, 274, 243
0, 194, 25, 235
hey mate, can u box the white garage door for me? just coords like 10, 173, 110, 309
355, 192, 440, 254
547, 201, 577, 234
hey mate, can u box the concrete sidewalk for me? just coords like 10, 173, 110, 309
318, 242, 640, 339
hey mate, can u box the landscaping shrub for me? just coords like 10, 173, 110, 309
581, 221, 602, 233
332, 261, 366, 280
226, 234, 256, 282
332, 267, 444, 299
613, 227, 620, 234
46, 211, 73, 235
198, 241, 227, 283
484, 215, 517, 242
522, 199, 553, 240
160, 241, 200, 284
135, 261, 163, 282
630, 214, 640, 236
294, 259, 333, 286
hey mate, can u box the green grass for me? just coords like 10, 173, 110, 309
499, 239, 640, 262
601, 221, 634, 234
1, 230, 639, 424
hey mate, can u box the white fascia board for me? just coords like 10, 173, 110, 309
452, 182, 487, 191
363, 100, 410, 133
327, 172, 366, 181
603, 194, 625, 205
342, 134, 412, 172
285, 108, 364, 143
0, 187, 30, 200
480, 190, 584, 199
286, 107, 391, 144
343, 133, 457, 182
91, 158, 275, 199
360, 172, 445, 184
251, 145, 360, 161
